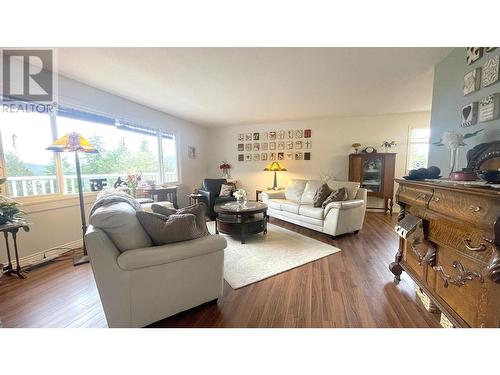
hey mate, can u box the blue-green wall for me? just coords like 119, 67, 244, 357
428, 48, 500, 173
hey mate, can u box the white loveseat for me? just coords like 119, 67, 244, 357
85, 201, 227, 328
261, 179, 367, 238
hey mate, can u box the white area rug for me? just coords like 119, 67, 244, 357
207, 221, 341, 289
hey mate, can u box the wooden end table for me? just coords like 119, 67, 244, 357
214, 201, 268, 244
142, 186, 178, 208
1, 221, 30, 279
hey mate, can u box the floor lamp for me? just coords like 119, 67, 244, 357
264, 162, 287, 190
47, 132, 98, 266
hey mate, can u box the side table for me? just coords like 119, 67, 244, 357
0, 221, 30, 279
187, 193, 204, 205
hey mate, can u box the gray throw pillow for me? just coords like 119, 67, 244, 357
321, 187, 348, 208
136, 212, 205, 245
312, 183, 331, 207
151, 202, 210, 236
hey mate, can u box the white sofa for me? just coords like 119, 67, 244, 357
261, 179, 367, 238
85, 201, 227, 328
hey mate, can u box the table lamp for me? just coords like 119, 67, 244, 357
47, 132, 98, 266
264, 162, 287, 190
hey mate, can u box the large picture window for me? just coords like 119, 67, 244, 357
0, 106, 179, 198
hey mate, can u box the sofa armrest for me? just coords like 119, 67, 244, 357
261, 190, 286, 201
117, 235, 227, 271
324, 199, 365, 216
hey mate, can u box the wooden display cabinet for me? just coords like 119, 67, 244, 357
349, 153, 396, 214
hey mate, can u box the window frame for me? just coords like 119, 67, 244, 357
0, 104, 181, 202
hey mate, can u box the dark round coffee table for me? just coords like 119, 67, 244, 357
214, 201, 268, 244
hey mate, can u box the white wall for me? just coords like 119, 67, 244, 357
0, 74, 208, 266
207, 112, 431, 205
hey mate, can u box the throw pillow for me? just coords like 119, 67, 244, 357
152, 202, 210, 236
219, 183, 234, 197
136, 212, 205, 245
321, 187, 348, 208
312, 183, 331, 207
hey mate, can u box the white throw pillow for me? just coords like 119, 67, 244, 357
90, 202, 153, 252
285, 179, 307, 203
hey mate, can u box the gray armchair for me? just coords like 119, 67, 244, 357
199, 178, 236, 220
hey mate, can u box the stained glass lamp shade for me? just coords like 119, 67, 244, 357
47, 132, 98, 266
264, 162, 287, 189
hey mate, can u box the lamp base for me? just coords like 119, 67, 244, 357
73, 254, 90, 266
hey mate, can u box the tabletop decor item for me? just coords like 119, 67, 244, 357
381, 140, 396, 152
362, 146, 377, 154
47, 132, 98, 266
126, 173, 142, 198
264, 162, 287, 190
432, 129, 483, 175
233, 188, 247, 205
219, 160, 231, 178
351, 143, 361, 154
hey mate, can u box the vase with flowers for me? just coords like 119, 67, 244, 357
233, 188, 247, 206
219, 160, 231, 179
432, 129, 483, 176
381, 140, 396, 153
126, 173, 142, 198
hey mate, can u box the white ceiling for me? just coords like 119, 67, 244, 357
56, 48, 452, 127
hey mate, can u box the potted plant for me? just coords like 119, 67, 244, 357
233, 189, 247, 206
219, 160, 231, 179
381, 140, 397, 152
0, 179, 25, 225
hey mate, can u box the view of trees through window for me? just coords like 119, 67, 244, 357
0, 109, 178, 197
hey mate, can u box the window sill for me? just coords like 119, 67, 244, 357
14, 192, 99, 214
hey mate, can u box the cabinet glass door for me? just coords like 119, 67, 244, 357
361, 157, 382, 193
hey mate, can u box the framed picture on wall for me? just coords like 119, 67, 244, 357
245, 154, 252, 161
253, 143, 260, 151
304, 152, 311, 160
304, 140, 312, 149
245, 143, 252, 151
295, 152, 303, 160
253, 132, 260, 140
188, 146, 196, 159
269, 142, 276, 150
286, 130, 294, 139
461, 102, 478, 127
253, 153, 260, 161
238, 143, 244, 151
304, 129, 312, 138
286, 152, 293, 160
466, 47, 483, 65
277, 141, 285, 150
482, 55, 499, 87
269, 131, 276, 140
295, 141, 303, 149
261, 132, 268, 140
261, 153, 268, 161
463, 68, 481, 95
286, 141, 294, 149
277, 130, 285, 139
270, 152, 276, 161
261, 142, 268, 150
278, 152, 284, 160
238, 154, 244, 162
238, 133, 244, 141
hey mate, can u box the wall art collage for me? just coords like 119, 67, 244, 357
462, 47, 500, 127
237, 129, 312, 162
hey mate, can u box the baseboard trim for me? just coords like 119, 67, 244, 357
2, 239, 83, 270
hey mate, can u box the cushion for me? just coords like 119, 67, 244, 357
285, 179, 307, 203
299, 205, 324, 220
281, 201, 300, 214
219, 183, 234, 197
322, 188, 348, 208
327, 181, 360, 200
267, 199, 286, 210
89, 202, 153, 252
301, 180, 324, 205
312, 183, 331, 207
136, 212, 205, 245
151, 202, 210, 236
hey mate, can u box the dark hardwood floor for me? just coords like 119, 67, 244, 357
0, 213, 440, 328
